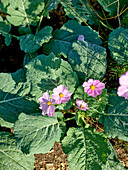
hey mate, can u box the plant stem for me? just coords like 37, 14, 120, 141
64, 116, 75, 122
103, 113, 128, 117
36, 0, 50, 33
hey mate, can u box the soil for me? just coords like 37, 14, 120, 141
0, 1, 128, 170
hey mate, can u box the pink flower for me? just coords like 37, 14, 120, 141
117, 71, 128, 99
38, 92, 55, 117
52, 85, 72, 104
76, 99, 89, 111
78, 35, 84, 42
82, 79, 105, 97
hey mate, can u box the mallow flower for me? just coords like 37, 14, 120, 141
52, 85, 72, 104
82, 79, 105, 97
78, 35, 84, 42
117, 71, 128, 99
76, 99, 89, 111
38, 92, 55, 117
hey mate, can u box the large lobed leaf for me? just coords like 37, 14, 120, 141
62, 127, 125, 170
25, 52, 79, 98
14, 113, 61, 154
0, 0, 59, 26
97, 0, 128, 17
101, 92, 128, 141
0, 71, 39, 126
19, 26, 53, 53
43, 20, 102, 57
68, 41, 107, 80
53, 20, 102, 45
60, 0, 99, 25
0, 132, 34, 170
108, 27, 128, 65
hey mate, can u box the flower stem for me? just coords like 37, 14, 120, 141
64, 116, 75, 122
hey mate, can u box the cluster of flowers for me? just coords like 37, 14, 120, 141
39, 71, 128, 117
38, 79, 105, 117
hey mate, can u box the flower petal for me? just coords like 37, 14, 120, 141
47, 105, 55, 117
42, 92, 50, 100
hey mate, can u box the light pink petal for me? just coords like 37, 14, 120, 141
83, 86, 90, 92
119, 74, 128, 86
93, 80, 100, 86
82, 82, 88, 87
54, 98, 62, 104
57, 85, 65, 92
87, 89, 93, 96
125, 71, 128, 76
52, 93, 60, 100
47, 105, 55, 117
117, 86, 128, 96
124, 92, 128, 99
38, 97, 43, 103
96, 82, 105, 89
61, 96, 71, 103
41, 107, 48, 115
91, 90, 98, 97
42, 92, 50, 100
88, 79, 94, 83
82, 102, 88, 108
76, 99, 83, 107
51, 98, 56, 104
95, 89, 102, 96
63, 90, 72, 97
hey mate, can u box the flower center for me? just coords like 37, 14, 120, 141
80, 105, 84, 108
59, 93, 63, 98
90, 85, 96, 90
47, 101, 51, 106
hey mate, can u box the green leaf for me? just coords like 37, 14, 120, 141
0, 132, 35, 170
68, 41, 107, 80
25, 52, 79, 98
42, 20, 102, 57
0, 72, 39, 124
0, 21, 11, 46
121, 11, 128, 28
108, 27, 128, 65
19, 26, 53, 53
62, 127, 124, 170
42, 39, 72, 58
97, 0, 128, 17
4, 34, 12, 46
1, 0, 44, 26
60, 0, 99, 25
0, 16, 3, 22
43, 0, 60, 18
23, 52, 38, 67
18, 26, 32, 35
0, 21, 11, 34
74, 86, 108, 117
53, 20, 102, 45
0, 0, 59, 26
14, 113, 61, 154
102, 92, 128, 141
0, 117, 13, 128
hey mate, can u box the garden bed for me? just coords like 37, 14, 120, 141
0, 0, 128, 170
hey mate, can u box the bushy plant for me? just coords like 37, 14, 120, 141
0, 0, 128, 169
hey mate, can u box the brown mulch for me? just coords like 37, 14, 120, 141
34, 142, 70, 170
